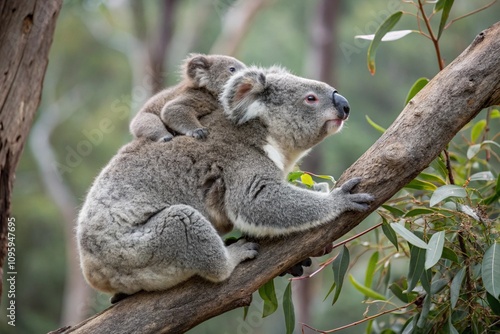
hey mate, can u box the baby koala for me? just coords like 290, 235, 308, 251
130, 54, 246, 142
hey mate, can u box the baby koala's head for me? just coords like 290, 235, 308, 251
182, 53, 247, 96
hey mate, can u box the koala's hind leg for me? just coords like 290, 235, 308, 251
115, 204, 258, 293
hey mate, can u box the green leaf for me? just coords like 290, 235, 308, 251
442, 247, 459, 263
437, 0, 454, 39
482, 243, 500, 299
429, 185, 467, 207
471, 120, 486, 143
408, 245, 426, 292
243, 306, 249, 320
420, 268, 432, 294
486, 292, 500, 316
417, 172, 447, 185
390, 223, 428, 249
349, 274, 387, 300
417, 294, 431, 328
450, 267, 466, 309
365, 251, 379, 289
430, 157, 448, 180
382, 219, 399, 251
367, 11, 403, 75
404, 208, 436, 218
331, 245, 350, 304
365, 115, 386, 134
447, 316, 460, 334
425, 231, 445, 269
381, 204, 405, 217
490, 109, 500, 119
405, 77, 429, 105
434, 0, 446, 12
283, 282, 295, 334
258, 279, 278, 317
389, 282, 409, 303
287, 171, 303, 182
467, 144, 481, 159
300, 173, 314, 187
470, 171, 495, 182
405, 178, 438, 191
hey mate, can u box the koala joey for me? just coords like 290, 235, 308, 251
77, 65, 374, 300
129, 53, 246, 142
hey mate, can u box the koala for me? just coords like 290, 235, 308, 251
77, 66, 373, 300
129, 53, 246, 142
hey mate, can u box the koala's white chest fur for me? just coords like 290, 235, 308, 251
263, 136, 286, 171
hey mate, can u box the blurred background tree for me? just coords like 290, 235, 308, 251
1, 0, 498, 333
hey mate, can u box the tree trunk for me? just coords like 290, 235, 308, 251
53, 22, 500, 334
0, 0, 63, 298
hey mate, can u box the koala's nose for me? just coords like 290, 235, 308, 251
332, 91, 350, 120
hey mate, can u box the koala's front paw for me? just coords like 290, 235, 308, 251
187, 127, 209, 140
158, 134, 174, 142
331, 177, 374, 212
228, 239, 259, 262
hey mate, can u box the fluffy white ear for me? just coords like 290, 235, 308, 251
221, 67, 267, 125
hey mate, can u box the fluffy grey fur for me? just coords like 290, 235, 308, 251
77, 66, 373, 296
129, 54, 246, 142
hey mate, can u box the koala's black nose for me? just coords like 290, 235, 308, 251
332, 91, 350, 120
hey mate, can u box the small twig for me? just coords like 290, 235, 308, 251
481, 108, 492, 161
290, 223, 383, 281
442, 149, 455, 184
444, 0, 497, 30
301, 301, 416, 333
417, 0, 445, 70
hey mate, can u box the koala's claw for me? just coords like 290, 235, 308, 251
158, 134, 174, 142
187, 128, 209, 140
332, 177, 374, 212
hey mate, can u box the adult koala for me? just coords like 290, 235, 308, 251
77, 66, 373, 299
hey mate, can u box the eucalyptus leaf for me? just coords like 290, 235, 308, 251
482, 243, 500, 299
408, 245, 426, 292
349, 274, 387, 300
404, 208, 436, 218
365, 251, 379, 289
390, 223, 428, 249
331, 245, 350, 304
381, 205, 405, 217
417, 294, 431, 328
425, 231, 445, 269
404, 77, 429, 105
258, 279, 278, 317
300, 173, 314, 187
365, 115, 386, 134
486, 292, 500, 316
355, 30, 413, 41
283, 282, 295, 334
367, 11, 403, 75
429, 185, 467, 207
437, 0, 454, 39
382, 219, 399, 251
405, 178, 438, 191
450, 267, 466, 309
469, 171, 495, 182
442, 247, 459, 263
471, 119, 486, 143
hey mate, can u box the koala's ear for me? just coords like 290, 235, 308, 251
221, 68, 267, 125
184, 54, 211, 87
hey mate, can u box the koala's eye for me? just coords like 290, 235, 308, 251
305, 94, 318, 103
229, 66, 237, 73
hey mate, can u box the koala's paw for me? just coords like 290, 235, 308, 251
331, 177, 374, 212
228, 239, 259, 262
187, 127, 209, 140
279, 258, 312, 277
158, 134, 174, 142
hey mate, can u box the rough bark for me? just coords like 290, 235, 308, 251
0, 0, 63, 298
54, 22, 500, 334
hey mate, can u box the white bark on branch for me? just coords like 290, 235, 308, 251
53, 21, 500, 334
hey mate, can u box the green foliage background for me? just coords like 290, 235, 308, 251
1, 0, 498, 333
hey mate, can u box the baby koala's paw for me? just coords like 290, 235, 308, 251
158, 134, 174, 142
187, 127, 209, 140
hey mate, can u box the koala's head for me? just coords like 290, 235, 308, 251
221, 66, 350, 158
182, 54, 247, 96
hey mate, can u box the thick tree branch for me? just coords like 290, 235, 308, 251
55, 22, 500, 334
0, 0, 63, 298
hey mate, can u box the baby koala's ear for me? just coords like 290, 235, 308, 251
221, 67, 267, 125
184, 54, 211, 87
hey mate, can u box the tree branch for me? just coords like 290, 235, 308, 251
54, 22, 500, 334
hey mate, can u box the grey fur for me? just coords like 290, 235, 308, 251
129, 54, 246, 142
77, 66, 373, 296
